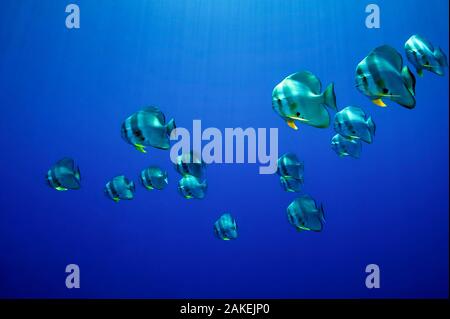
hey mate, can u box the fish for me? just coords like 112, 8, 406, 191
277, 153, 304, 180
178, 175, 207, 199
280, 176, 303, 193
140, 166, 168, 190
214, 213, 238, 240
405, 34, 448, 76
175, 151, 206, 179
46, 158, 81, 191
277, 153, 304, 192
334, 106, 376, 144
287, 195, 325, 232
272, 71, 337, 130
104, 175, 135, 202
331, 134, 362, 159
121, 107, 176, 153
355, 45, 416, 109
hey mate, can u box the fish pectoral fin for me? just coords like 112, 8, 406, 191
113, 197, 120, 203
55, 186, 68, 191
134, 144, 147, 153
372, 98, 387, 107
286, 119, 298, 130
424, 64, 438, 69
297, 226, 311, 232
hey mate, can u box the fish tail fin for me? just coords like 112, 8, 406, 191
322, 83, 337, 111
75, 166, 81, 181
320, 204, 325, 223
367, 116, 376, 138
166, 118, 176, 136
435, 47, 448, 68
401, 66, 416, 96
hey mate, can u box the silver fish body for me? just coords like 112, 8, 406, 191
334, 106, 376, 144
405, 34, 448, 76
272, 71, 337, 130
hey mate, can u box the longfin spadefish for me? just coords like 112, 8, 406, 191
286, 119, 298, 130
372, 99, 387, 107
134, 144, 147, 153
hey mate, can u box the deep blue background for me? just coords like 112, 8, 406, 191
0, 0, 448, 298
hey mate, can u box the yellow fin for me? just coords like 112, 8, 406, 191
134, 144, 147, 153
286, 119, 298, 130
113, 197, 120, 203
372, 99, 387, 107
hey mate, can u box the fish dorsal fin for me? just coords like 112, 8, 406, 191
298, 195, 317, 212
287, 71, 322, 94
372, 45, 403, 71
345, 106, 366, 119
143, 106, 165, 124
415, 34, 434, 51
57, 158, 75, 170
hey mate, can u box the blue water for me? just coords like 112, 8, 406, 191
0, 0, 448, 298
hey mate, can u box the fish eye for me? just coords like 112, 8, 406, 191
296, 112, 300, 117
382, 88, 389, 94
